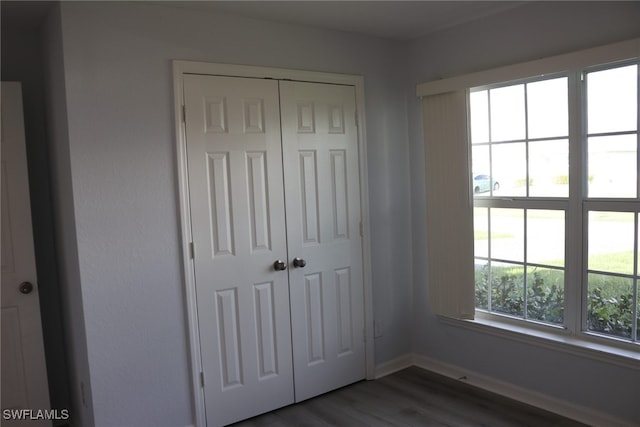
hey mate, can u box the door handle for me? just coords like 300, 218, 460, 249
293, 257, 306, 268
19, 282, 34, 294
273, 260, 287, 271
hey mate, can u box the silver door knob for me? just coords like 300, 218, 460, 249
19, 282, 34, 294
293, 258, 306, 268
273, 260, 287, 271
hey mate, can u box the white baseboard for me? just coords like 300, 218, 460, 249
373, 353, 415, 378
374, 353, 635, 427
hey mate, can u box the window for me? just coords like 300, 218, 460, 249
470, 62, 639, 344
584, 64, 639, 341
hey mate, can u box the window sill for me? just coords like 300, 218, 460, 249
439, 313, 640, 370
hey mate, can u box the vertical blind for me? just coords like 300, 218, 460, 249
422, 90, 475, 319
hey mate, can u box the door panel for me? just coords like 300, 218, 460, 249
1, 82, 51, 426
280, 81, 365, 402
184, 75, 293, 426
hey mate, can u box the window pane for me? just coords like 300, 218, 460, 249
529, 139, 569, 197
474, 207, 489, 258
490, 85, 525, 142
526, 267, 564, 324
527, 77, 569, 139
587, 273, 633, 339
587, 64, 638, 134
471, 146, 492, 196
588, 211, 634, 275
470, 90, 489, 144
491, 262, 524, 317
491, 208, 524, 262
492, 143, 526, 197
527, 210, 565, 267
588, 135, 637, 198
475, 261, 489, 310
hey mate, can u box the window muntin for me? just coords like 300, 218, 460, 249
471, 62, 640, 344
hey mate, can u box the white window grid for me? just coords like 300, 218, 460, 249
470, 60, 640, 346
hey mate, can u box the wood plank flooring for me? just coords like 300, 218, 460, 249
231, 366, 587, 427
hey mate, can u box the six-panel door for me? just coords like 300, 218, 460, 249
184, 75, 294, 426
184, 75, 365, 426
280, 81, 365, 402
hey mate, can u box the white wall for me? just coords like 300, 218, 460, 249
48, 2, 413, 425
407, 2, 640, 424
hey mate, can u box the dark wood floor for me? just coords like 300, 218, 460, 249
231, 366, 587, 427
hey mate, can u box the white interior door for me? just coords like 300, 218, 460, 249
183, 75, 294, 426
280, 81, 365, 402
183, 75, 366, 425
1, 82, 52, 426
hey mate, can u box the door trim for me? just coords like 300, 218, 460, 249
172, 61, 374, 427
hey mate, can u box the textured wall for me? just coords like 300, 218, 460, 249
52, 2, 413, 425
34, 1, 640, 425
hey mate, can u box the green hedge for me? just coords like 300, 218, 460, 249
475, 264, 638, 339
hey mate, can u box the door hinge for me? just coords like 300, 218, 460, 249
189, 242, 195, 259
200, 371, 205, 387
359, 221, 364, 237
182, 105, 186, 122
355, 112, 359, 128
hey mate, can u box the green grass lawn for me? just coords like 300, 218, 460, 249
590, 211, 636, 223
474, 231, 512, 240
588, 250, 635, 276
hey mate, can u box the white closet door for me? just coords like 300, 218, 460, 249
280, 81, 366, 402
184, 75, 294, 426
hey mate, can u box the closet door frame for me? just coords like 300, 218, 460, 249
172, 60, 374, 427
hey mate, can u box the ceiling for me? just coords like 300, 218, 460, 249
2, 1, 525, 41
154, 1, 526, 41
1, 1, 55, 29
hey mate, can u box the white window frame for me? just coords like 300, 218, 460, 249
417, 39, 640, 367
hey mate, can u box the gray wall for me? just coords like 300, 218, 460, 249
47, 2, 412, 425
406, 2, 640, 424
20, 0, 640, 426
42, 4, 95, 426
